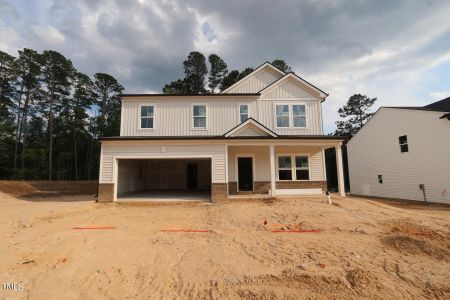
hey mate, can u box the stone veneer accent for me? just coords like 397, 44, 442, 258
276, 181, 327, 191
98, 183, 114, 203
211, 183, 228, 202
228, 181, 271, 195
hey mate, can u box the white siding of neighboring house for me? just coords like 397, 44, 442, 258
347, 108, 450, 204
100, 141, 227, 184
228, 145, 325, 182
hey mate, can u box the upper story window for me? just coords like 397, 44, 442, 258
140, 105, 154, 129
293, 105, 306, 128
193, 104, 207, 129
239, 104, 249, 123
275, 104, 307, 128
275, 105, 290, 127
399, 135, 408, 152
277, 154, 310, 181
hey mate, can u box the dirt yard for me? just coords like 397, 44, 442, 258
1, 188, 449, 299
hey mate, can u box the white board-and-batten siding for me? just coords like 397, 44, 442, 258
347, 108, 450, 204
225, 68, 283, 93
120, 98, 323, 136
99, 142, 227, 184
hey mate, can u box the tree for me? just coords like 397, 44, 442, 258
208, 54, 228, 93
334, 93, 377, 139
39, 50, 74, 180
183, 51, 208, 94
162, 79, 189, 94
94, 73, 124, 137
271, 59, 292, 73
220, 70, 240, 91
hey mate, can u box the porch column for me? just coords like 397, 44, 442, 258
335, 145, 346, 197
269, 145, 276, 197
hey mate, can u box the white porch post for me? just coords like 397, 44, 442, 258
269, 144, 276, 197
335, 145, 346, 197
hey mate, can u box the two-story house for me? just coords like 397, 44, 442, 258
347, 97, 450, 204
98, 62, 345, 202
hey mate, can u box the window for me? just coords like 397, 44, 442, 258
277, 156, 292, 180
193, 104, 207, 128
399, 135, 408, 152
378, 175, 383, 184
277, 155, 310, 181
276, 105, 290, 127
239, 104, 249, 123
140, 105, 154, 129
295, 156, 309, 180
293, 105, 306, 128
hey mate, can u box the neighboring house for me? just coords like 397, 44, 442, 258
98, 62, 345, 202
347, 97, 450, 204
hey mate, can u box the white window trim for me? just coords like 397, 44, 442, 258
273, 103, 308, 129
235, 154, 255, 192
238, 103, 250, 123
191, 103, 208, 130
276, 153, 311, 181
138, 103, 156, 130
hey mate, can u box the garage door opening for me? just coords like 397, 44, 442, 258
117, 158, 212, 201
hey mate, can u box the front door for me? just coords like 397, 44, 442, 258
187, 163, 198, 189
238, 157, 253, 191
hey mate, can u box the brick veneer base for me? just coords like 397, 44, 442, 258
211, 183, 227, 202
98, 183, 114, 203
276, 181, 327, 191
228, 181, 271, 195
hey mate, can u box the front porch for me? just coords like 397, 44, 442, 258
225, 141, 345, 198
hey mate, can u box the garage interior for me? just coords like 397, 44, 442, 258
117, 158, 212, 201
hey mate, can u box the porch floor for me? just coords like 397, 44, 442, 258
117, 190, 210, 202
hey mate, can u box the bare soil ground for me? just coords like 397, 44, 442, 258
1, 189, 449, 299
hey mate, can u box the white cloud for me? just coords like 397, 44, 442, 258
31, 25, 65, 44
430, 91, 450, 100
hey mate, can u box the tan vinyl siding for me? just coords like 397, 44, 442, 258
100, 141, 227, 184
348, 108, 450, 204
226, 69, 282, 93
228, 145, 325, 182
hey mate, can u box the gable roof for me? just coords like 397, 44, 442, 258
384, 97, 450, 113
258, 72, 328, 100
221, 61, 286, 94
223, 118, 278, 137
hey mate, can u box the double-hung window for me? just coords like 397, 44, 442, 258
277, 156, 292, 180
277, 155, 310, 180
140, 105, 154, 129
239, 104, 249, 123
399, 135, 408, 152
293, 105, 306, 128
193, 104, 207, 129
295, 156, 309, 180
275, 105, 290, 127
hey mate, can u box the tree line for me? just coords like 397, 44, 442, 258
0, 49, 123, 180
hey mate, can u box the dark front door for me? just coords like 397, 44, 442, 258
187, 163, 198, 189
238, 157, 253, 191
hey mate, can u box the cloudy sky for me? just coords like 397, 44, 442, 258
1, 0, 450, 133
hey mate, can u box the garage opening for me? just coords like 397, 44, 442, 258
117, 158, 212, 201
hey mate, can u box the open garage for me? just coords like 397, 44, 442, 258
116, 158, 212, 201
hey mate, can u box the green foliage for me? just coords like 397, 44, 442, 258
208, 54, 228, 93
0, 48, 123, 181
220, 70, 240, 91
271, 59, 292, 72
334, 93, 377, 139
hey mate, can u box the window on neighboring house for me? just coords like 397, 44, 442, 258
378, 175, 383, 184
399, 135, 408, 152
140, 105, 154, 129
277, 156, 292, 180
239, 104, 249, 123
295, 156, 309, 180
276, 105, 290, 127
293, 105, 306, 128
193, 104, 207, 128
